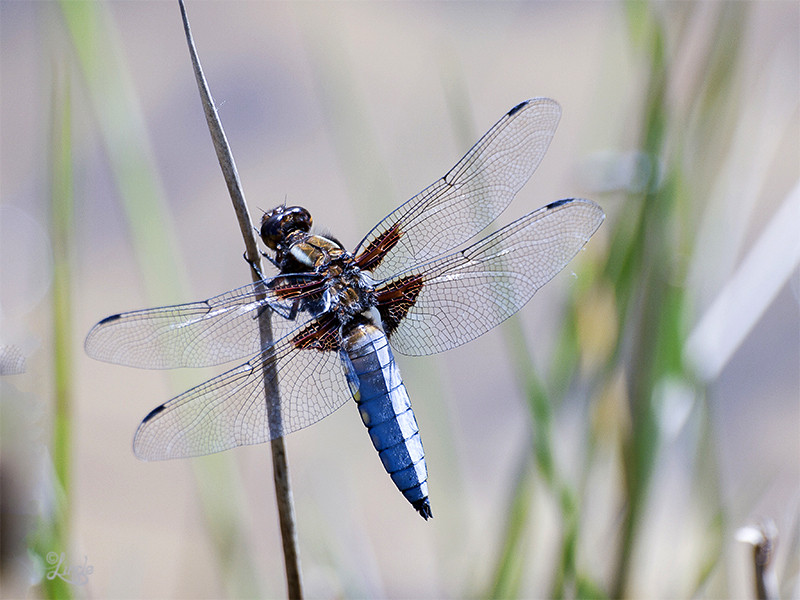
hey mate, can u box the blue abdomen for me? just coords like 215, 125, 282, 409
342, 320, 431, 519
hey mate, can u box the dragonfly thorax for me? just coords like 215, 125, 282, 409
319, 254, 375, 321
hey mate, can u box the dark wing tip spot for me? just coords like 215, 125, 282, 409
142, 404, 167, 423
546, 198, 572, 210
413, 497, 433, 520
507, 101, 529, 117
98, 313, 123, 326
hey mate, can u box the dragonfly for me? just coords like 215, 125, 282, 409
85, 99, 604, 520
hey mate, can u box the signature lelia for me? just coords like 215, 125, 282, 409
46, 552, 93, 586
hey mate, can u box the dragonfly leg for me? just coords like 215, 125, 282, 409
290, 298, 302, 320
251, 296, 300, 322
262, 250, 280, 269
243, 251, 267, 281
243, 251, 280, 280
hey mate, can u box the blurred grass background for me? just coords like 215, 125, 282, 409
1, 1, 798, 598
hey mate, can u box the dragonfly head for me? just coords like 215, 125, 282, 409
260, 206, 312, 250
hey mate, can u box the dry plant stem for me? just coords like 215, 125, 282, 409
177, 2, 303, 597
753, 534, 776, 600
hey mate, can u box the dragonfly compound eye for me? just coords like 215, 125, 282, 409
260, 206, 313, 250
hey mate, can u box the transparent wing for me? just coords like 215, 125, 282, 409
384, 199, 605, 356
133, 317, 352, 460
354, 98, 561, 280
85, 275, 323, 370
0, 344, 26, 375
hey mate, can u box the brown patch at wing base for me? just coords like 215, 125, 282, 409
271, 275, 324, 301
375, 275, 424, 337
291, 314, 340, 352
355, 222, 402, 272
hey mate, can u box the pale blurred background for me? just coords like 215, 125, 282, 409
1, 2, 798, 598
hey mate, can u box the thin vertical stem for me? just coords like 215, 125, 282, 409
41, 57, 75, 600
51, 64, 73, 520
177, 2, 303, 597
